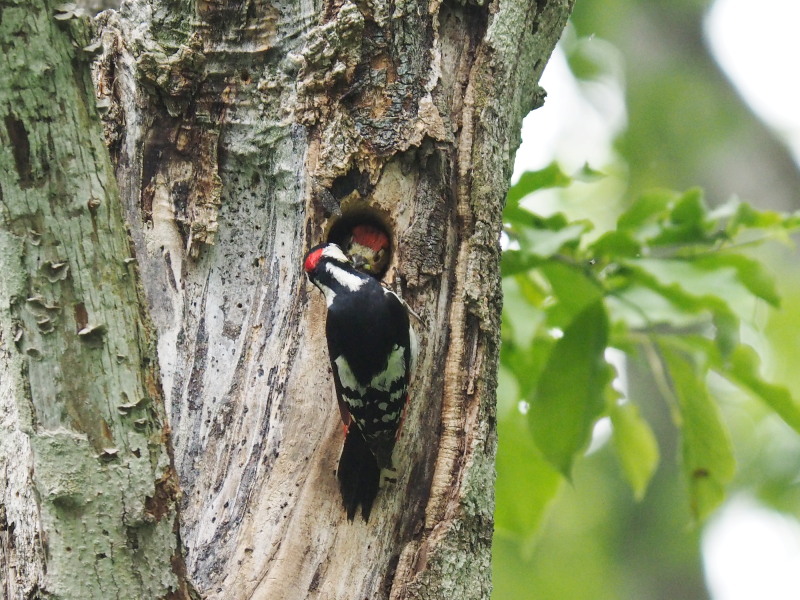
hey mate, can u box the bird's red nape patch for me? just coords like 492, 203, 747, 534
352, 224, 388, 252
304, 247, 325, 272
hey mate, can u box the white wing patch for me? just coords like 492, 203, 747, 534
370, 345, 407, 391
334, 355, 364, 406
334, 344, 408, 436
382, 288, 418, 378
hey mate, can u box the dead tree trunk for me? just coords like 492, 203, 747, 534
1, 0, 572, 598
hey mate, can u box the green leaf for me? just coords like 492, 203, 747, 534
606, 284, 705, 330
669, 188, 707, 226
530, 212, 571, 230
617, 189, 677, 231
540, 262, 604, 329
589, 230, 642, 260
661, 345, 736, 521
566, 40, 608, 81
500, 250, 542, 277
496, 364, 521, 421
609, 401, 660, 500
712, 310, 739, 359
501, 335, 554, 402
495, 412, 563, 548
722, 344, 800, 435
500, 324, 555, 402
500, 276, 552, 401
501, 276, 546, 349
626, 257, 754, 319
529, 301, 611, 476
618, 261, 739, 353
730, 201, 793, 231
647, 188, 715, 246
516, 222, 589, 258
574, 162, 606, 181
507, 164, 573, 209
693, 253, 780, 307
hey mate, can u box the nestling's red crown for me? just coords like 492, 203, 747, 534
351, 224, 389, 252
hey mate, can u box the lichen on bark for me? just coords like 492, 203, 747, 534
0, 1, 192, 597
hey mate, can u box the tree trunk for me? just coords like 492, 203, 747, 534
1, 0, 572, 598
0, 1, 193, 598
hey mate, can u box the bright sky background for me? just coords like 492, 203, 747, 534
706, 0, 800, 169
512, 43, 623, 178
704, 496, 800, 600
513, 1, 800, 598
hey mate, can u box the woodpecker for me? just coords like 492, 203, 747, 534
303, 242, 416, 520
344, 223, 390, 276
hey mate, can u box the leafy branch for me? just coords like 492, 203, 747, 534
497, 163, 800, 538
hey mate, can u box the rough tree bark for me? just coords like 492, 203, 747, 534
0, 1, 194, 598
1, 0, 572, 598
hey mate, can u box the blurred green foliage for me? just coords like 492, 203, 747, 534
494, 165, 800, 599
492, 1, 800, 595
499, 165, 799, 514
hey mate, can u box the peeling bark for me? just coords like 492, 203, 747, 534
1, 0, 572, 598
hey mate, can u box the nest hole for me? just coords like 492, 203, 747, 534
326, 208, 393, 279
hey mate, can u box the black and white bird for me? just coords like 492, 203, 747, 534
303, 243, 416, 520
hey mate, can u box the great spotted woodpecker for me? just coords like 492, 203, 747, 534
303, 243, 416, 520
344, 223, 390, 276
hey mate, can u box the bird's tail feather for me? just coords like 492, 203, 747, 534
337, 426, 380, 521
